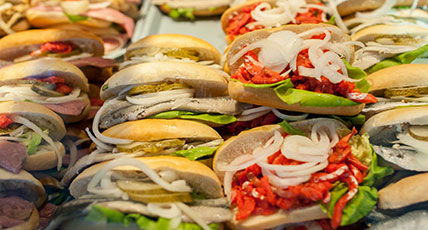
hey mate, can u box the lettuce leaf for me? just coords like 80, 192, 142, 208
86, 205, 219, 230
343, 59, 370, 93
232, 78, 294, 88
279, 120, 305, 136
329, 114, 366, 126
175, 146, 218, 161
363, 146, 394, 187
366, 43, 428, 74
149, 111, 237, 125
23, 132, 42, 155
274, 86, 359, 107
64, 13, 89, 23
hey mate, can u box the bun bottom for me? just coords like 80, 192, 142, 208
7, 208, 39, 230
159, 4, 228, 17
227, 205, 328, 230
228, 81, 364, 116
23, 142, 65, 171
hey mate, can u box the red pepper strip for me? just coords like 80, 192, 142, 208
346, 92, 378, 104
245, 59, 288, 84
312, 165, 349, 183
331, 175, 359, 229
40, 76, 65, 84
56, 84, 73, 94
0, 114, 12, 129
349, 164, 364, 184
40, 42, 73, 54
328, 128, 358, 163
347, 154, 369, 172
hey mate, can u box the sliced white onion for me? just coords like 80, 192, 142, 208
12, 116, 62, 170
229, 40, 266, 66
238, 110, 271, 122
88, 1, 112, 9
0, 136, 23, 141
60, 0, 89, 15
126, 89, 194, 106
61, 52, 93, 62
175, 202, 210, 230
356, 0, 397, 18
241, 106, 272, 116
325, 0, 349, 32
85, 127, 113, 152
262, 168, 311, 189
9, 125, 25, 137
65, 139, 78, 169
271, 109, 308, 121
147, 203, 181, 219
221, 154, 254, 202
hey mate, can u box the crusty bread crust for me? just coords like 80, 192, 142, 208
351, 24, 428, 43
100, 61, 229, 100
0, 59, 90, 92
338, 0, 428, 16
228, 80, 365, 116
226, 24, 353, 74
0, 29, 104, 61
102, 119, 222, 142
379, 173, 428, 210
227, 205, 328, 230
0, 101, 66, 141
158, 4, 228, 17
7, 208, 39, 230
0, 168, 46, 208
367, 64, 428, 91
125, 33, 221, 64
361, 106, 428, 135
23, 142, 65, 171
69, 156, 223, 199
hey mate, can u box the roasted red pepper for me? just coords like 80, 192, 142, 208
31, 41, 74, 56
0, 115, 12, 129
331, 176, 359, 229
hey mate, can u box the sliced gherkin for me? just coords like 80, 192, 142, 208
409, 125, 428, 142
128, 82, 188, 96
164, 49, 199, 61
116, 181, 172, 195
384, 86, 428, 98
116, 139, 185, 153
128, 192, 193, 203
31, 82, 64, 97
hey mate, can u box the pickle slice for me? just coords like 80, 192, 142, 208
116, 139, 185, 153
409, 125, 428, 141
128, 82, 188, 96
384, 86, 428, 98
116, 181, 171, 195
31, 82, 63, 97
164, 49, 199, 61
128, 192, 193, 203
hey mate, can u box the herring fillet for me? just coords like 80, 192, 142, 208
99, 97, 251, 129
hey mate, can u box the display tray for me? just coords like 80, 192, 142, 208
136, 0, 228, 53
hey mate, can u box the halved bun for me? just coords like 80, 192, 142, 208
367, 64, 428, 91
0, 58, 90, 92
378, 173, 428, 210
337, 0, 428, 16
100, 61, 229, 100
0, 29, 104, 61
227, 205, 327, 230
102, 119, 222, 142
69, 156, 223, 199
158, 4, 228, 17
0, 101, 66, 141
351, 24, 428, 43
125, 33, 221, 64
23, 142, 65, 171
226, 24, 353, 74
7, 208, 39, 230
228, 80, 365, 116
26, 8, 112, 28
360, 106, 428, 135
0, 168, 46, 208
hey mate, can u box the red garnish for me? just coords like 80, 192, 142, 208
55, 84, 73, 94
30, 41, 74, 56
0, 115, 12, 129
331, 175, 359, 229
221, 112, 280, 135
90, 98, 104, 107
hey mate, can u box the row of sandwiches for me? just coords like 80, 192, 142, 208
1, 0, 428, 230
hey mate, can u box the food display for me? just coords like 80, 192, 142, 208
1, 0, 428, 230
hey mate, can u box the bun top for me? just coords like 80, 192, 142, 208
0, 29, 104, 61
0, 167, 46, 208
102, 119, 222, 142
69, 156, 223, 199
100, 61, 229, 100
0, 58, 90, 92
226, 24, 353, 74
125, 33, 221, 64
361, 106, 428, 135
367, 64, 428, 91
337, 0, 428, 16
0, 101, 66, 141
351, 24, 428, 43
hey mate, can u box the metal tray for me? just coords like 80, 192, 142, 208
136, 0, 228, 53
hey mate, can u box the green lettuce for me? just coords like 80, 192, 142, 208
349, 133, 372, 166
325, 16, 336, 25
23, 131, 42, 155
64, 13, 89, 23
363, 146, 394, 187
343, 59, 370, 93
232, 78, 293, 88
279, 120, 305, 136
168, 7, 195, 20
149, 111, 237, 125
366, 43, 428, 74
175, 146, 219, 161
329, 114, 366, 126
86, 205, 219, 230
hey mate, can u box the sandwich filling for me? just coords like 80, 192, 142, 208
82, 158, 231, 230
217, 120, 392, 228
0, 114, 63, 173
0, 75, 88, 117
226, 0, 328, 42
230, 27, 377, 106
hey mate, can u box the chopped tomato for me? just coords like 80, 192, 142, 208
39, 76, 65, 84
40, 42, 73, 54
27, 76, 73, 95
90, 98, 104, 106
0, 115, 12, 129
235, 187, 256, 220
56, 84, 73, 94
